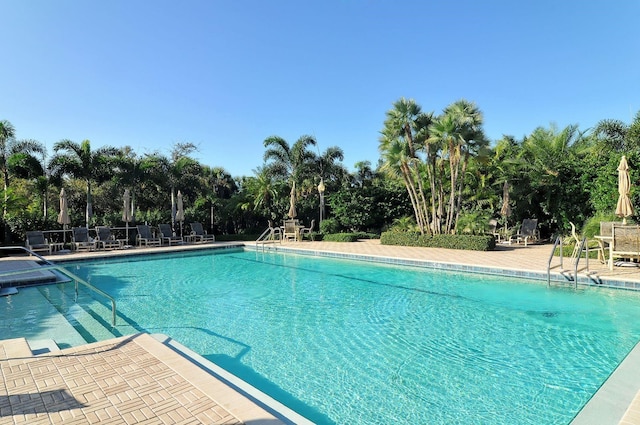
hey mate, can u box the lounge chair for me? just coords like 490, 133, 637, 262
136, 224, 162, 247
72, 227, 97, 251
158, 223, 183, 246
514, 219, 539, 246
95, 226, 122, 250
25, 231, 52, 254
190, 222, 215, 243
300, 219, 315, 240
283, 219, 301, 242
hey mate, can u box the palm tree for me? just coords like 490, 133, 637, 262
263, 134, 317, 217
200, 165, 236, 232
49, 139, 119, 227
428, 99, 487, 233
379, 98, 433, 234
145, 143, 201, 229
263, 135, 317, 181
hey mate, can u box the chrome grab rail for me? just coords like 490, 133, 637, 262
547, 236, 562, 286
573, 237, 588, 289
0, 246, 117, 326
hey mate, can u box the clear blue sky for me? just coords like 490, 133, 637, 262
2, 0, 638, 177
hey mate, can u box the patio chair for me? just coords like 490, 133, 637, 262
189, 222, 215, 243
608, 224, 640, 270
486, 218, 502, 242
25, 231, 52, 254
268, 220, 282, 241
594, 221, 618, 264
95, 226, 122, 250
514, 219, 539, 246
159, 223, 183, 246
283, 219, 301, 241
72, 227, 97, 251
300, 219, 315, 240
136, 224, 162, 247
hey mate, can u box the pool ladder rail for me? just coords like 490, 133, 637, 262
0, 246, 117, 327
547, 235, 590, 288
255, 225, 283, 251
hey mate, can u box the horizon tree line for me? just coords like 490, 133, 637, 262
1, 102, 639, 244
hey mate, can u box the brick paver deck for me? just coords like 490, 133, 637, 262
0, 333, 284, 424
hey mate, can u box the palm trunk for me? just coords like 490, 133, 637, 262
453, 153, 470, 232
86, 180, 93, 228
401, 162, 426, 234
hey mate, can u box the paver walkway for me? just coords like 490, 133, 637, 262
0, 333, 285, 424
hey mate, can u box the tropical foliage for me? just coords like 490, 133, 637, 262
1, 106, 639, 244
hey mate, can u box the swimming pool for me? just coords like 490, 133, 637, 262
11, 249, 640, 424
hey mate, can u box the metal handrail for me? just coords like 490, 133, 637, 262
573, 237, 588, 289
0, 246, 117, 326
255, 227, 281, 251
547, 236, 562, 286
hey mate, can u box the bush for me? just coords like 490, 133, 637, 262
380, 231, 496, 251
581, 213, 626, 238
319, 218, 341, 234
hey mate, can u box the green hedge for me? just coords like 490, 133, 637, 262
323, 233, 360, 242
380, 231, 496, 251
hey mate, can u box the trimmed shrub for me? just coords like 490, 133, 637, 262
319, 218, 341, 234
380, 231, 496, 251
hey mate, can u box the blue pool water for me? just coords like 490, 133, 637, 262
35, 251, 640, 423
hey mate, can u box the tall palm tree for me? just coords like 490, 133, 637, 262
379, 98, 433, 234
145, 143, 201, 229
112, 147, 157, 224
428, 99, 487, 233
0, 121, 16, 221
49, 139, 119, 227
200, 165, 236, 232
263, 134, 317, 181
263, 134, 317, 217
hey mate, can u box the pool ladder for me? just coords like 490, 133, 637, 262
0, 246, 117, 326
547, 236, 589, 288
255, 226, 282, 251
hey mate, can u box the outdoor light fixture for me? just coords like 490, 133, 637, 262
318, 178, 326, 223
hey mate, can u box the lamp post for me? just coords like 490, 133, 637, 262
317, 178, 325, 224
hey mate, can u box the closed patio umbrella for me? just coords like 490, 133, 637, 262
123, 189, 132, 242
616, 155, 634, 224
288, 181, 297, 219
57, 188, 71, 243
175, 190, 185, 237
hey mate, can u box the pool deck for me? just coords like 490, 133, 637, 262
1, 239, 640, 424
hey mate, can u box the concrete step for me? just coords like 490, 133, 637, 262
37, 283, 121, 345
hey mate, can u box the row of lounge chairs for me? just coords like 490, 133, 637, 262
25, 223, 215, 254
